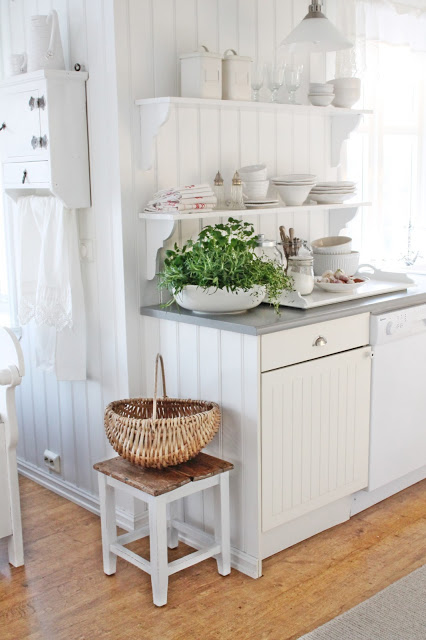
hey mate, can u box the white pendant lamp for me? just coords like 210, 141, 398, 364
280, 2, 353, 52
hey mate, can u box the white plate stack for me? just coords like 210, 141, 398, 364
271, 174, 317, 206
309, 181, 357, 204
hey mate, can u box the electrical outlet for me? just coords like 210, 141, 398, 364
43, 449, 61, 474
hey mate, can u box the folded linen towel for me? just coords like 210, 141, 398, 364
16, 196, 86, 380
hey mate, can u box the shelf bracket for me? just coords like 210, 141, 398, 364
330, 114, 362, 167
145, 219, 176, 280
328, 206, 360, 237
139, 101, 171, 171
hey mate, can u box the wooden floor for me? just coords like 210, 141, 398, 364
1, 478, 425, 640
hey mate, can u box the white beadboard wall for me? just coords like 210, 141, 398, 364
0, 0, 131, 516
0, 0, 346, 534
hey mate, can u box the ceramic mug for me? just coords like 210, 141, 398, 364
10, 53, 27, 75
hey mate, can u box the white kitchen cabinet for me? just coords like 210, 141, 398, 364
261, 347, 371, 532
0, 70, 90, 209
0, 425, 12, 540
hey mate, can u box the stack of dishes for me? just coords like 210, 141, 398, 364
271, 174, 317, 206
311, 236, 360, 276
308, 83, 334, 107
309, 181, 356, 204
238, 164, 276, 207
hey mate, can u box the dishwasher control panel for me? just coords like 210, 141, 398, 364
370, 304, 426, 344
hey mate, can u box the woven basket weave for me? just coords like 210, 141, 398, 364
104, 354, 221, 468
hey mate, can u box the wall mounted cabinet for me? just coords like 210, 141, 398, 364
0, 70, 90, 209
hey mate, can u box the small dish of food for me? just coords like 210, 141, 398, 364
315, 269, 369, 292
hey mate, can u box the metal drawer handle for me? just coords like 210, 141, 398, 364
38, 96, 46, 110
31, 135, 40, 149
22, 170, 27, 184
29, 96, 36, 110
0, 122, 6, 131
314, 336, 327, 347
40, 134, 48, 148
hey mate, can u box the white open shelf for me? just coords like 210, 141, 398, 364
135, 96, 372, 117
140, 202, 372, 280
136, 96, 372, 171
139, 201, 372, 221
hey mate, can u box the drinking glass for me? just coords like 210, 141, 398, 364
251, 62, 265, 102
266, 63, 284, 103
284, 63, 304, 104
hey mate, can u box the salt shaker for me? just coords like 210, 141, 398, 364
213, 170, 225, 210
230, 170, 245, 210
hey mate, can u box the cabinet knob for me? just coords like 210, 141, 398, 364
314, 336, 327, 347
37, 96, 46, 110
31, 135, 40, 149
29, 96, 36, 110
40, 134, 48, 149
0, 122, 6, 131
22, 170, 27, 184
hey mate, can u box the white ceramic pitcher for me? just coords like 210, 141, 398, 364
27, 10, 65, 72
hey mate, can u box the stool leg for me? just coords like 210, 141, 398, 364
98, 474, 117, 575
214, 472, 231, 576
149, 499, 168, 606
167, 501, 179, 549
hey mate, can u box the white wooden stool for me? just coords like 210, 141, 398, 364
94, 452, 233, 606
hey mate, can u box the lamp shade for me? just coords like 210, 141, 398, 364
281, 11, 353, 52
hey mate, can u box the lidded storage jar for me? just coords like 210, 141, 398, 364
287, 256, 314, 295
222, 49, 252, 101
180, 45, 222, 99
255, 235, 283, 264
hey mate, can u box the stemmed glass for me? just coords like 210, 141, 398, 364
284, 63, 304, 105
251, 62, 265, 102
266, 63, 285, 103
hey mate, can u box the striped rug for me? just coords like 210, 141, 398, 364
299, 565, 426, 640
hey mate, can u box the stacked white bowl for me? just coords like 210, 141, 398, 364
311, 236, 360, 276
271, 174, 317, 206
309, 181, 357, 204
327, 77, 361, 109
308, 83, 334, 107
238, 164, 270, 201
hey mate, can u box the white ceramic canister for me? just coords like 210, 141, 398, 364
222, 49, 252, 101
27, 10, 65, 72
179, 45, 222, 99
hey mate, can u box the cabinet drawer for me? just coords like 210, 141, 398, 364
3, 161, 50, 186
261, 313, 370, 372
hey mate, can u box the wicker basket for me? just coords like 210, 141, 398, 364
104, 354, 221, 468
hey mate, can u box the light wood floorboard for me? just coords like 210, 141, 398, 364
1, 477, 425, 640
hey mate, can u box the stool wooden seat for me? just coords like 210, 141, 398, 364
94, 452, 233, 606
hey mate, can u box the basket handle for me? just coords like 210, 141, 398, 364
152, 354, 167, 421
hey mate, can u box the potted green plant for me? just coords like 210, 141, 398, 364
158, 218, 293, 314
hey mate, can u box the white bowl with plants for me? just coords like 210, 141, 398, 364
158, 218, 292, 314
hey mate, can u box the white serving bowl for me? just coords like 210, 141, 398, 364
272, 174, 316, 183
238, 164, 268, 181
332, 89, 360, 109
313, 251, 360, 276
275, 183, 313, 206
243, 179, 269, 200
311, 236, 352, 254
174, 285, 266, 314
309, 83, 334, 94
308, 93, 334, 107
328, 77, 361, 89
315, 276, 369, 293
309, 192, 356, 204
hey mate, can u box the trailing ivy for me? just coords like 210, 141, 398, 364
158, 218, 293, 313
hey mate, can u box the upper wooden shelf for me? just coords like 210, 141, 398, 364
135, 96, 372, 116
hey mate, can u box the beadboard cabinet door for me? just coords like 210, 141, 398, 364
261, 347, 371, 532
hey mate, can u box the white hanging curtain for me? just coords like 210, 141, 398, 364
336, 0, 426, 271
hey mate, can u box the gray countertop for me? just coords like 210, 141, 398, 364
140, 275, 426, 336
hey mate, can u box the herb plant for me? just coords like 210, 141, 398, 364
158, 218, 293, 312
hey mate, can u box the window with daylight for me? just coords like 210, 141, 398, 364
342, 1, 426, 273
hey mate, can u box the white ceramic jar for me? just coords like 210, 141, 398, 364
179, 46, 222, 99
222, 49, 252, 101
